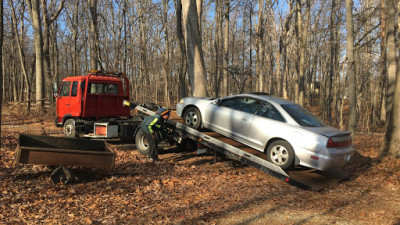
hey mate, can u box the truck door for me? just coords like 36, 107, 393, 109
69, 81, 81, 116
56, 81, 72, 121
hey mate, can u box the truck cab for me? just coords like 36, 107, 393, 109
56, 71, 135, 138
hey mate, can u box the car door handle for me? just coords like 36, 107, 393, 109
242, 118, 247, 121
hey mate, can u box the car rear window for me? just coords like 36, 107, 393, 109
281, 104, 326, 127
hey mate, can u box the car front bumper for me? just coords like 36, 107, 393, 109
176, 103, 184, 117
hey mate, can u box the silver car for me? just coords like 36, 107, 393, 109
176, 93, 354, 171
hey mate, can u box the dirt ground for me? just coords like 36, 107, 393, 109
1, 107, 400, 225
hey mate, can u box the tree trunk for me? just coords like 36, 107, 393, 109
181, 0, 208, 97
163, 0, 170, 107
10, 1, 31, 114
89, 0, 99, 70
222, 0, 229, 96
175, 0, 187, 99
214, 0, 222, 97
346, 0, 357, 134
327, 0, 336, 122
256, 0, 265, 93
295, 0, 310, 106
0, 0, 3, 151
26, 0, 45, 111
381, 0, 399, 157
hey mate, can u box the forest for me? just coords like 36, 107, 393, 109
0, 0, 398, 158
0, 1, 400, 224
0, 0, 399, 137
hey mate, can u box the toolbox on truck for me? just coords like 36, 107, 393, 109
15, 134, 115, 171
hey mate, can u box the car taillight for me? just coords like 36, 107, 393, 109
327, 135, 352, 148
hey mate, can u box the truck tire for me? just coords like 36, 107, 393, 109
135, 128, 150, 155
266, 140, 295, 170
63, 119, 78, 138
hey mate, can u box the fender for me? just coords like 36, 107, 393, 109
62, 114, 74, 125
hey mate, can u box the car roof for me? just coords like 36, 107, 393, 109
233, 93, 297, 105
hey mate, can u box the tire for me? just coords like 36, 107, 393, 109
266, 140, 295, 170
135, 128, 150, 155
183, 107, 202, 130
63, 119, 78, 138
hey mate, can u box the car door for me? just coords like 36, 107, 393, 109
247, 101, 287, 151
205, 97, 257, 142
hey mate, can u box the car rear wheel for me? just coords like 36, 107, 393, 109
63, 119, 78, 138
135, 128, 150, 155
266, 140, 294, 170
183, 107, 202, 130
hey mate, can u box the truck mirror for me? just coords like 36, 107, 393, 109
53, 82, 58, 98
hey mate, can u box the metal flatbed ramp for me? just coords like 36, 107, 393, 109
135, 105, 349, 191
199, 132, 350, 191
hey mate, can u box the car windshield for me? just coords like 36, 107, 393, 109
281, 104, 326, 127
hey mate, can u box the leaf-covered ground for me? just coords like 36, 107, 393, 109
1, 108, 399, 224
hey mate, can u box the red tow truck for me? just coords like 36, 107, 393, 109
55, 70, 142, 139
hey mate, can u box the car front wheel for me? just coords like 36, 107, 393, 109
266, 140, 295, 170
183, 107, 202, 130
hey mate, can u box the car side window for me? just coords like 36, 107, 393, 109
239, 98, 259, 114
219, 98, 242, 110
71, 81, 78, 97
256, 102, 285, 122
219, 97, 259, 114
59, 81, 71, 97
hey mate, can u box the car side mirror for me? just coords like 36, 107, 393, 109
212, 99, 221, 105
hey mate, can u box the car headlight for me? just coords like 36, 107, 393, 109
179, 99, 184, 104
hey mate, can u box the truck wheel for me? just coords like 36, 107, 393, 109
64, 119, 78, 138
266, 140, 295, 170
183, 107, 202, 130
135, 129, 150, 155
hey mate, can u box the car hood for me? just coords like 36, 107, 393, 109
302, 126, 351, 137
192, 97, 216, 101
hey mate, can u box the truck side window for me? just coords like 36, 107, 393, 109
89, 83, 102, 94
81, 81, 86, 94
105, 84, 118, 95
60, 81, 71, 97
71, 81, 78, 97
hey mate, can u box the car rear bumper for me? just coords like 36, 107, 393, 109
297, 147, 354, 171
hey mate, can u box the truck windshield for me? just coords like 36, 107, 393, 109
281, 104, 326, 127
88, 83, 118, 95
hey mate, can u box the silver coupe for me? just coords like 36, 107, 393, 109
176, 93, 354, 170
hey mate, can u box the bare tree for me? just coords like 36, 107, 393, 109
379, 0, 387, 123
222, 0, 229, 96
40, 0, 65, 101
381, 0, 399, 158
26, 0, 45, 111
0, 0, 3, 153
181, 0, 208, 97
256, 0, 265, 93
346, 0, 357, 134
89, 0, 100, 70
163, 0, 170, 106
295, 0, 310, 106
175, 0, 188, 99
9, 0, 31, 113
